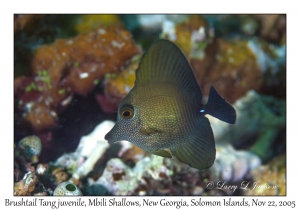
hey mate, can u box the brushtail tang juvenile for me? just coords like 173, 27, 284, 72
105, 39, 236, 170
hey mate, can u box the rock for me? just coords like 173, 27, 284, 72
17, 135, 42, 163
54, 121, 113, 180
93, 155, 173, 195
14, 171, 38, 196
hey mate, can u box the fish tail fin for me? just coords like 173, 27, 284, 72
205, 86, 236, 124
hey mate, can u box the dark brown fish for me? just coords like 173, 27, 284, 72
105, 39, 236, 170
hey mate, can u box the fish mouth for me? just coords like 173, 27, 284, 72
104, 126, 122, 144
104, 132, 111, 141
104, 131, 115, 143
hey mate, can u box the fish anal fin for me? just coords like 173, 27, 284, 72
152, 149, 172, 158
170, 117, 216, 170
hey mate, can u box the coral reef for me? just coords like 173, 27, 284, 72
244, 155, 286, 195
54, 121, 113, 180
208, 90, 286, 162
211, 143, 261, 183
190, 38, 262, 103
162, 15, 210, 58
14, 121, 113, 196
255, 15, 286, 44
99, 15, 285, 109
53, 181, 82, 196
31, 25, 141, 93
14, 171, 38, 196
161, 15, 286, 103
14, 14, 44, 33
91, 155, 173, 195
87, 141, 260, 196
13, 15, 286, 197
75, 14, 122, 34
14, 25, 141, 133
96, 55, 141, 113
50, 167, 69, 186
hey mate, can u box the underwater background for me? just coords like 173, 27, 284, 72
14, 14, 286, 196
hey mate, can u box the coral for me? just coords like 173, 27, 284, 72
198, 39, 285, 103
17, 135, 42, 163
190, 38, 262, 103
244, 155, 286, 195
90, 141, 259, 196
31, 25, 141, 93
97, 55, 141, 113
210, 143, 261, 183
254, 15, 286, 44
101, 15, 275, 108
75, 15, 122, 34
14, 14, 44, 33
53, 181, 82, 196
14, 25, 141, 132
51, 167, 69, 185
94, 158, 137, 195
93, 155, 173, 195
13, 121, 113, 196
13, 15, 286, 197
208, 90, 286, 162
14, 171, 38, 196
161, 15, 286, 103
36, 163, 48, 175
121, 15, 190, 34
118, 141, 146, 164
54, 121, 112, 180
162, 15, 210, 57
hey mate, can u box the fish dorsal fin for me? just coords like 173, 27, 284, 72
135, 39, 202, 99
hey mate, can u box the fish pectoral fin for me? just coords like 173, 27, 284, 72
170, 117, 216, 170
139, 127, 162, 136
151, 149, 172, 158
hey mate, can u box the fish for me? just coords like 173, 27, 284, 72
105, 39, 236, 170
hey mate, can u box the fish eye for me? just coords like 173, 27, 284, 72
120, 105, 134, 119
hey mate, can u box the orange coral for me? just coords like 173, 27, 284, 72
15, 25, 142, 131
168, 15, 209, 57
97, 55, 141, 113
162, 15, 263, 103
32, 25, 142, 95
245, 155, 286, 196
191, 38, 262, 103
